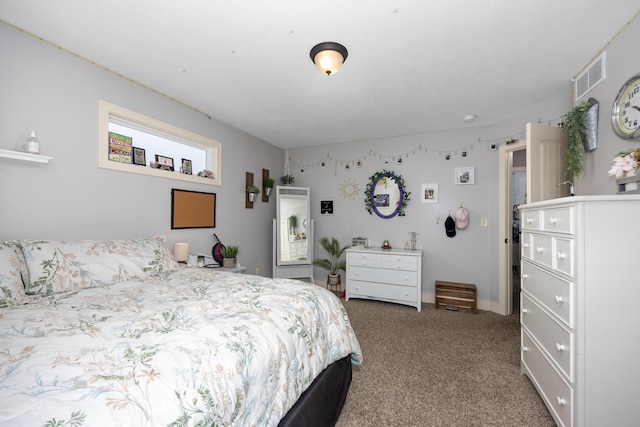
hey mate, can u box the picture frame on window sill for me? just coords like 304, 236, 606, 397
181, 158, 192, 175
132, 147, 146, 166
455, 167, 475, 185
420, 183, 439, 203
155, 154, 174, 171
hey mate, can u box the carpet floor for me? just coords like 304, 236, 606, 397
335, 299, 556, 426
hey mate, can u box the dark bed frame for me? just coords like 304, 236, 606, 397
278, 354, 353, 427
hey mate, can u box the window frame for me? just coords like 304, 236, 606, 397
98, 100, 222, 186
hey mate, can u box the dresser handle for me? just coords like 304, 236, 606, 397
554, 295, 564, 303
549, 217, 558, 225
526, 218, 533, 224
522, 274, 528, 280
536, 246, 544, 253
522, 346, 530, 352
557, 397, 567, 406
522, 243, 529, 248
556, 252, 566, 260
522, 308, 529, 314
556, 343, 566, 352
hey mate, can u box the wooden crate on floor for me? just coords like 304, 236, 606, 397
435, 281, 477, 313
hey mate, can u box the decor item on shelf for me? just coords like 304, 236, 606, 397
198, 170, 215, 179
564, 98, 599, 180
246, 185, 261, 202
313, 237, 350, 290
310, 42, 348, 76
173, 242, 190, 264
220, 245, 239, 269
381, 240, 392, 249
609, 148, 640, 194
364, 170, 411, 218
280, 174, 295, 185
264, 178, 274, 196
26, 130, 39, 154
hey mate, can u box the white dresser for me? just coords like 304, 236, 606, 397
519, 196, 640, 427
345, 247, 422, 311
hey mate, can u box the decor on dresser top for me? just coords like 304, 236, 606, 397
564, 97, 599, 180
220, 245, 239, 269
609, 148, 640, 194
211, 233, 225, 266
246, 185, 261, 203
313, 237, 350, 291
364, 170, 411, 218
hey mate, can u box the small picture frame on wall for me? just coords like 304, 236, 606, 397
320, 199, 334, 215
455, 167, 475, 185
155, 154, 174, 171
181, 158, 192, 175
132, 147, 146, 166
420, 183, 439, 203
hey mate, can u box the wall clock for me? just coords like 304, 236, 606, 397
611, 72, 640, 140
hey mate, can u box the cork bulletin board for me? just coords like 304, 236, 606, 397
171, 189, 216, 229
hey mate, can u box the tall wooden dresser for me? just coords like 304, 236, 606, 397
345, 247, 422, 311
519, 196, 640, 426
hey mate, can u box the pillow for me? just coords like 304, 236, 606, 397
14, 236, 180, 295
0, 243, 29, 307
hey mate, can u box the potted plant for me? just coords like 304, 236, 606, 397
288, 215, 297, 236
564, 98, 599, 181
220, 245, 239, 268
246, 185, 261, 202
280, 174, 295, 185
313, 237, 350, 290
264, 178, 275, 197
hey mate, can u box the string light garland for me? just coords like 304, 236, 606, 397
288, 115, 564, 174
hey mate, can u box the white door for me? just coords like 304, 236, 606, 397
497, 123, 569, 315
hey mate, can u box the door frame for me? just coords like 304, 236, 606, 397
497, 139, 526, 316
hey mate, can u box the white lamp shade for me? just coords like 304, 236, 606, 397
173, 243, 190, 262
313, 49, 345, 75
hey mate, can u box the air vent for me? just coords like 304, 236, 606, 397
574, 52, 606, 102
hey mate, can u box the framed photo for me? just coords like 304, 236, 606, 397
155, 154, 174, 171
181, 158, 192, 175
374, 193, 390, 207
132, 147, 146, 166
108, 132, 132, 164
455, 167, 475, 185
420, 183, 439, 203
320, 199, 334, 215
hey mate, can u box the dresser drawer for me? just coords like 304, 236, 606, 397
347, 252, 381, 268
347, 280, 417, 303
521, 261, 573, 327
521, 233, 532, 259
348, 266, 418, 287
554, 238, 573, 277
541, 207, 573, 235
380, 254, 418, 271
522, 294, 573, 381
530, 234, 553, 269
521, 209, 541, 231
522, 330, 573, 427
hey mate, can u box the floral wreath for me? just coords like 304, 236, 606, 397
364, 170, 411, 217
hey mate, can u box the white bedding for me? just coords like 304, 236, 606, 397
0, 267, 362, 426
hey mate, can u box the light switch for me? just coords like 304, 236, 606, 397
481, 217, 488, 227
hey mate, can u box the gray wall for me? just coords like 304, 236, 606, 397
0, 23, 283, 277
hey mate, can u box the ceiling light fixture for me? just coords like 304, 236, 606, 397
463, 114, 476, 123
310, 42, 348, 76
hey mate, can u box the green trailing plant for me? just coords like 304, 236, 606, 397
564, 100, 592, 180
364, 170, 411, 216
288, 215, 297, 235
313, 237, 350, 275
246, 185, 261, 194
220, 245, 239, 258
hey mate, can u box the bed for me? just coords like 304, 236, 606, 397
0, 237, 362, 426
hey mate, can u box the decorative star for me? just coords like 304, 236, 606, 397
340, 179, 360, 201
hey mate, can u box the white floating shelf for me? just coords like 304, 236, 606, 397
0, 148, 53, 163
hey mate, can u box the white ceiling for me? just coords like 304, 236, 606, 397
1, 1, 638, 149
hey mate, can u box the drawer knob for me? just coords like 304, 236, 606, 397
536, 246, 544, 253
522, 308, 529, 314
549, 217, 558, 225
526, 218, 533, 224
556, 252, 566, 260
554, 295, 564, 303
522, 274, 529, 280
522, 243, 529, 248
557, 397, 567, 406
556, 343, 566, 352
522, 346, 530, 352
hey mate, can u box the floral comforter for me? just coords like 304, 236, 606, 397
0, 268, 362, 426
